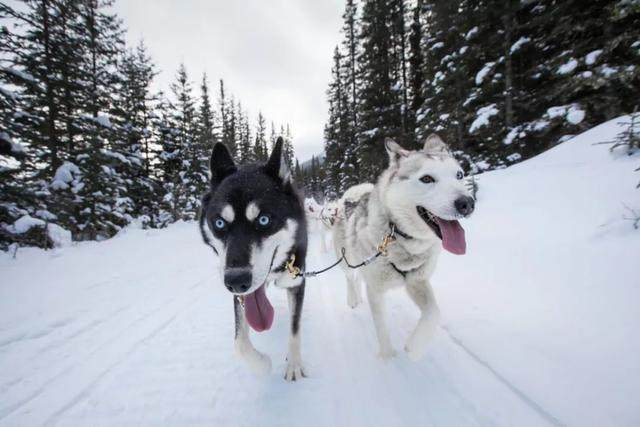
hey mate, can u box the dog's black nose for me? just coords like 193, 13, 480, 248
454, 196, 475, 216
224, 269, 252, 293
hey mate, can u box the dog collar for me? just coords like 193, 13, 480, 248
388, 222, 413, 240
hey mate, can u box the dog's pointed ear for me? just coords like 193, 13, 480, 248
423, 133, 449, 154
384, 138, 409, 165
209, 143, 236, 185
264, 136, 291, 182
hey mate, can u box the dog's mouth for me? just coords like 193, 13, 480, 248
242, 248, 278, 332
416, 206, 466, 255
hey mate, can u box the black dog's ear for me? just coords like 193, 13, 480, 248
209, 143, 236, 185
264, 136, 290, 182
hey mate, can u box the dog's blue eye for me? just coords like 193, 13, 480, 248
456, 171, 464, 180
257, 215, 270, 227
214, 218, 226, 229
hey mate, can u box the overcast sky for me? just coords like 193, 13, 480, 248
115, 0, 344, 162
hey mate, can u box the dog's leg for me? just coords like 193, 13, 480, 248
346, 271, 362, 309
320, 228, 328, 253
234, 297, 272, 375
404, 279, 441, 361
366, 284, 396, 359
284, 282, 306, 381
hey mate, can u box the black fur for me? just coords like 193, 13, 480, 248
288, 281, 305, 335
199, 139, 307, 275
199, 137, 308, 353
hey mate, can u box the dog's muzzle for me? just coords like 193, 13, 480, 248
224, 268, 252, 293
454, 196, 475, 217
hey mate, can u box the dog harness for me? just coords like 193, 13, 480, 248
386, 222, 418, 277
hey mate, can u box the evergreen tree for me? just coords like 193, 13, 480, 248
283, 124, 294, 169
236, 101, 252, 163
253, 111, 268, 161
408, 0, 424, 142
218, 79, 237, 159
323, 46, 346, 196
356, 0, 405, 181
168, 64, 204, 219
196, 73, 216, 153
112, 41, 159, 224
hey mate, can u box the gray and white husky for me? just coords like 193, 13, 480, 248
332, 134, 475, 360
199, 137, 308, 381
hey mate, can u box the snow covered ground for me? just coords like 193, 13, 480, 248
1, 117, 639, 426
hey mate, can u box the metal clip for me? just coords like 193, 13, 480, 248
377, 232, 396, 256
285, 254, 302, 278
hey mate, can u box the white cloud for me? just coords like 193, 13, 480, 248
116, 0, 343, 162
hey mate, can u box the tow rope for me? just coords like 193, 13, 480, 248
285, 225, 398, 279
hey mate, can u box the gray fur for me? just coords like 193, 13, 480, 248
332, 136, 474, 361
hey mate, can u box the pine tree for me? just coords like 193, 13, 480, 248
218, 79, 237, 159
269, 121, 278, 150
72, 0, 143, 240
196, 72, 216, 149
112, 41, 159, 224
283, 124, 294, 169
253, 111, 268, 161
169, 64, 204, 219
323, 46, 346, 196
235, 101, 252, 163
408, 0, 424, 143
356, 0, 405, 181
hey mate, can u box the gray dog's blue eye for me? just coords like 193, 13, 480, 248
214, 218, 226, 229
257, 215, 270, 226
456, 171, 464, 180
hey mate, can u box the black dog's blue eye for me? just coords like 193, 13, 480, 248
214, 218, 226, 229
456, 171, 464, 180
257, 215, 270, 227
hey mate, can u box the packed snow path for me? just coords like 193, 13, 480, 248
1, 118, 639, 426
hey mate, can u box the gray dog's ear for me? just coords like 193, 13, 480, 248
264, 136, 291, 182
209, 143, 237, 185
384, 138, 409, 164
423, 134, 449, 154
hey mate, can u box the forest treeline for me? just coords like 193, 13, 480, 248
0, 0, 295, 249
303, 0, 640, 200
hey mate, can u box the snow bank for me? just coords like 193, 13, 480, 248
11, 215, 45, 233
47, 223, 72, 247
7, 215, 72, 247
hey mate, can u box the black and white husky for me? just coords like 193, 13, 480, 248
332, 135, 475, 361
199, 137, 308, 381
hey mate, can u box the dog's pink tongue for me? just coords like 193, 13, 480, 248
436, 218, 466, 255
244, 284, 274, 332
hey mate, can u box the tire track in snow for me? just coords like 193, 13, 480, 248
0, 281, 206, 424
441, 326, 565, 427
43, 311, 182, 426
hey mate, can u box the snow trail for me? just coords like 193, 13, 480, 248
1, 117, 639, 426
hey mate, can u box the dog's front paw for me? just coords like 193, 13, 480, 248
404, 342, 426, 362
404, 314, 439, 361
377, 347, 397, 361
242, 350, 272, 376
347, 292, 360, 309
284, 361, 306, 381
